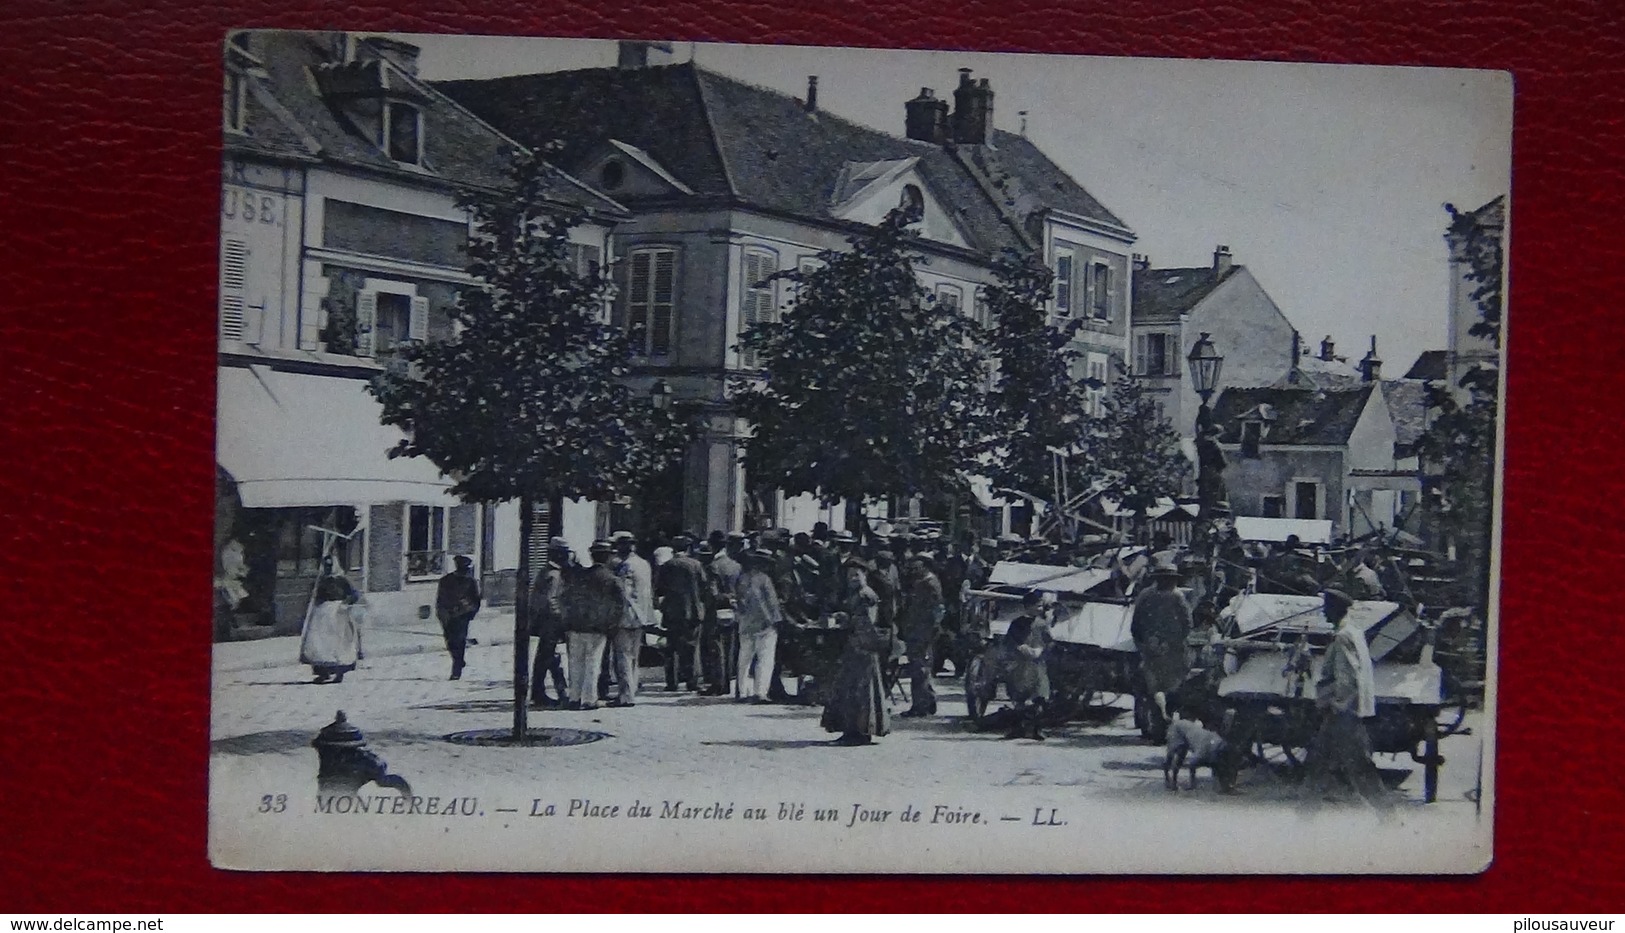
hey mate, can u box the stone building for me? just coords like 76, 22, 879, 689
214, 31, 623, 639
440, 52, 1137, 537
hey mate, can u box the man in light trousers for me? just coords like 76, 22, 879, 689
564, 540, 622, 710
609, 531, 653, 707
734, 548, 784, 702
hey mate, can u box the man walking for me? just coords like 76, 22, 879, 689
608, 531, 652, 707
705, 532, 747, 695
563, 540, 621, 710
1307, 587, 1386, 802
734, 548, 784, 702
657, 533, 709, 692
434, 555, 481, 681
898, 552, 943, 717
528, 537, 572, 708
1131, 561, 1192, 735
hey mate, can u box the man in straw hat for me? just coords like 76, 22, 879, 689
733, 547, 785, 702
1130, 559, 1191, 732
1307, 586, 1387, 802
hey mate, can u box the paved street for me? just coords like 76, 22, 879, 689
212, 634, 1483, 805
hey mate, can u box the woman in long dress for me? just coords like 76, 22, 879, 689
821, 559, 892, 746
300, 566, 363, 684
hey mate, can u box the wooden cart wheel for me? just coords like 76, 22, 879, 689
965, 655, 993, 727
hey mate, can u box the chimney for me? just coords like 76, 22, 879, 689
951, 68, 994, 145
905, 87, 950, 143
1320, 336, 1336, 362
1018, 110, 1028, 136
805, 76, 818, 112
617, 40, 673, 69
1132, 253, 1151, 272
1291, 329, 1302, 371
1212, 244, 1233, 276
1359, 335, 1383, 382
357, 36, 421, 77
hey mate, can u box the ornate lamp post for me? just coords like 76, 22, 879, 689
1187, 333, 1226, 560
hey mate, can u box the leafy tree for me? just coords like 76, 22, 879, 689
368, 148, 690, 739
732, 210, 990, 517
1415, 200, 1503, 609
981, 249, 1094, 505
1087, 362, 1191, 533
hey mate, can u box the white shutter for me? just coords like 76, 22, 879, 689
356, 290, 378, 357
1134, 334, 1147, 376
219, 237, 248, 342
409, 295, 429, 341
1104, 265, 1117, 321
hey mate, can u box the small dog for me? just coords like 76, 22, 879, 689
1163, 715, 1238, 792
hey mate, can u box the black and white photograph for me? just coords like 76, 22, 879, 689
209, 30, 1509, 873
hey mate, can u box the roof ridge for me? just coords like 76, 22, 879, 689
687, 65, 741, 199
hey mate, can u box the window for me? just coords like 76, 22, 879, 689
567, 242, 602, 279
1262, 495, 1286, 518
599, 159, 626, 191
936, 283, 963, 315
898, 184, 924, 222
971, 289, 990, 328
623, 247, 677, 356
355, 282, 427, 357
1085, 353, 1109, 417
219, 236, 248, 342
224, 71, 247, 132
739, 248, 778, 368
1053, 247, 1075, 317
385, 102, 422, 165
1293, 481, 1321, 520
1135, 332, 1175, 376
406, 505, 447, 579
1240, 420, 1262, 459
1089, 261, 1115, 320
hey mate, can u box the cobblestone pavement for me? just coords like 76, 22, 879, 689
211, 636, 1484, 811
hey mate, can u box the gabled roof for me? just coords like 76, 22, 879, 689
1382, 379, 1430, 451
438, 63, 1130, 255
1212, 384, 1376, 447
1276, 354, 1364, 390
227, 31, 622, 215
1131, 265, 1242, 324
1403, 349, 1449, 381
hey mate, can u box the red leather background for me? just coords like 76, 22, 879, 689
2, 0, 1621, 912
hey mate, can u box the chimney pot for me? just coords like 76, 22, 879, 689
951, 67, 994, 145
905, 86, 950, 143
1292, 329, 1302, 370
1132, 253, 1150, 271
1320, 336, 1335, 362
805, 75, 818, 112
1212, 244, 1233, 275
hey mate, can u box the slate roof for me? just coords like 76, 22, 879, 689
227, 31, 622, 214
1382, 379, 1430, 451
1403, 349, 1448, 381
1131, 266, 1242, 323
1211, 384, 1375, 446
438, 63, 1130, 255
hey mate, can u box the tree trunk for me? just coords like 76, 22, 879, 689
513, 496, 533, 742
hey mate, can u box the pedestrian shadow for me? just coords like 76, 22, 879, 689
698, 738, 839, 751
210, 729, 315, 756
411, 698, 516, 713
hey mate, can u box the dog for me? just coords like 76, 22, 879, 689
1163, 714, 1238, 792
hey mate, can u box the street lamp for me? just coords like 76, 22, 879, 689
650, 379, 673, 411
1187, 333, 1226, 561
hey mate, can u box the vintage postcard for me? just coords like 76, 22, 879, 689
209, 31, 1509, 873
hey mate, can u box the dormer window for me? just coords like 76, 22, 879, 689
385, 102, 422, 165
599, 159, 626, 191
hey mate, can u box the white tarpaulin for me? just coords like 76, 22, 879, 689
1218, 653, 1442, 705
1223, 592, 1402, 638
1048, 601, 1137, 652
987, 561, 1114, 596
217, 365, 460, 509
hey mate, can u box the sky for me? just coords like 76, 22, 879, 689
390, 34, 1511, 371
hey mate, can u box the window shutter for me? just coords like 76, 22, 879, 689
626, 250, 651, 349
219, 237, 248, 342
1134, 334, 1147, 376
1054, 253, 1072, 316
1104, 265, 1117, 320
742, 251, 776, 368
356, 290, 377, 357
408, 295, 429, 341
651, 248, 676, 356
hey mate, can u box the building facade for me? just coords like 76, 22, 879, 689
215, 31, 623, 640
442, 53, 1137, 537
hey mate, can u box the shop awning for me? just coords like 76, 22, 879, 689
1233, 516, 1333, 544
217, 365, 461, 509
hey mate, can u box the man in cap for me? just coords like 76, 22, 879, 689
434, 555, 482, 681
897, 551, 944, 717
656, 533, 709, 692
1130, 560, 1192, 735
703, 532, 748, 695
1307, 587, 1386, 802
562, 540, 622, 710
733, 547, 785, 702
528, 537, 572, 708
608, 531, 653, 707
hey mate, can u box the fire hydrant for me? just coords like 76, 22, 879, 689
312, 710, 412, 797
